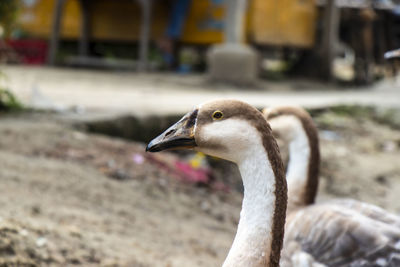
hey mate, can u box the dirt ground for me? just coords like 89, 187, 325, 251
3, 66, 400, 117
0, 107, 399, 267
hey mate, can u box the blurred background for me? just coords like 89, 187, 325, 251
1, 0, 400, 82
0, 0, 400, 266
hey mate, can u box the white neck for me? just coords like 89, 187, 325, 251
223, 147, 276, 267
286, 129, 310, 210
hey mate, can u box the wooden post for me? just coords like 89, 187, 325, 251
207, 0, 257, 84
79, 0, 91, 57
320, 0, 340, 81
137, 0, 153, 71
225, 0, 247, 43
48, 0, 66, 65
359, 8, 376, 84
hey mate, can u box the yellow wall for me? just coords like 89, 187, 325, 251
250, 0, 317, 48
18, 0, 81, 39
17, 0, 316, 47
17, 0, 168, 41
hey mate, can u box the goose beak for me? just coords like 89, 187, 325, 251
146, 110, 198, 152
384, 48, 400, 59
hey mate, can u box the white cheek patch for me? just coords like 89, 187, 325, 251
198, 118, 264, 163
268, 115, 303, 141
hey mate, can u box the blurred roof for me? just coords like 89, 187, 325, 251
317, 0, 397, 10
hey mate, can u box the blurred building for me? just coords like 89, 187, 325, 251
2, 0, 400, 83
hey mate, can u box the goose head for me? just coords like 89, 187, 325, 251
147, 99, 274, 164
262, 105, 320, 208
147, 100, 287, 267
262, 106, 311, 143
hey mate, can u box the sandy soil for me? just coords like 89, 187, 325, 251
0, 108, 399, 266
0, 114, 240, 267
314, 109, 400, 211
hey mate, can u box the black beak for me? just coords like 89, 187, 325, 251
146, 109, 198, 152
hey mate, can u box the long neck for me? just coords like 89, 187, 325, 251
223, 142, 285, 267
286, 125, 319, 211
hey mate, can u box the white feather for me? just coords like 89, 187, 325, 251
196, 118, 276, 267
269, 115, 310, 207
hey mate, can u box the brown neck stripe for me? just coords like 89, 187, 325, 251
194, 100, 288, 266
258, 123, 287, 266
267, 107, 320, 205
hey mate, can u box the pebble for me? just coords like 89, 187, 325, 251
320, 130, 341, 141
382, 140, 396, 152
200, 201, 211, 212
36, 237, 47, 247
72, 131, 87, 141
375, 175, 388, 185
20, 229, 29, 236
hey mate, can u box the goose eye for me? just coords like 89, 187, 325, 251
212, 111, 223, 120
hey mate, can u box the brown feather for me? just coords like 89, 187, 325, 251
197, 100, 288, 266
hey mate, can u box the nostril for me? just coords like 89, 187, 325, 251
165, 129, 176, 137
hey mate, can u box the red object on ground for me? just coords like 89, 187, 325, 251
146, 153, 231, 191
6, 39, 48, 64
175, 161, 210, 183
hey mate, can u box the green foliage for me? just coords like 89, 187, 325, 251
328, 105, 375, 117
0, 71, 23, 111
312, 105, 400, 130
0, 0, 18, 37
0, 87, 23, 111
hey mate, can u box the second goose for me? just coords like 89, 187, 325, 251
264, 106, 400, 266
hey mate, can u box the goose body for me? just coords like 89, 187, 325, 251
147, 100, 287, 267
264, 106, 400, 267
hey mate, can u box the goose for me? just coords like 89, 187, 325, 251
147, 99, 287, 267
263, 105, 400, 266
263, 106, 319, 213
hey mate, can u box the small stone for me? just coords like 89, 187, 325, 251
107, 159, 116, 168
200, 201, 211, 212
214, 213, 225, 222
376, 258, 387, 266
394, 240, 400, 250
158, 178, 167, 187
382, 141, 396, 152
320, 130, 341, 141
67, 226, 82, 238
36, 237, 47, 247
375, 175, 388, 185
109, 169, 130, 180
31, 205, 41, 215
72, 131, 87, 141
19, 229, 29, 236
